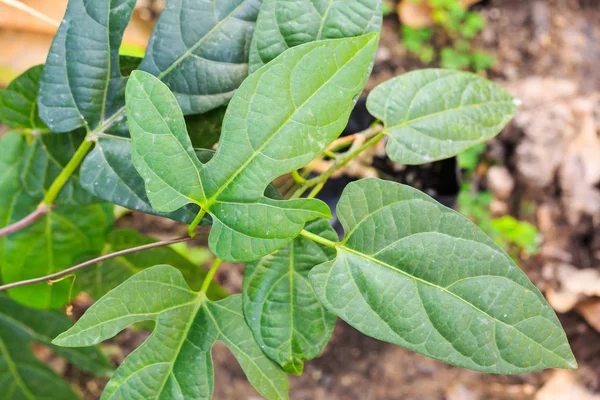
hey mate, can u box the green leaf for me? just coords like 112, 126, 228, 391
0, 296, 113, 378
54, 265, 289, 400
0, 65, 47, 131
243, 219, 337, 374
309, 178, 576, 373
77, 229, 228, 300
249, 0, 383, 73
38, 0, 137, 132
0, 315, 79, 399
2, 202, 113, 309
139, 0, 262, 114
126, 34, 378, 261
185, 106, 227, 149
366, 69, 517, 165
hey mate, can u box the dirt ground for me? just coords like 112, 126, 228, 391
4, 0, 600, 399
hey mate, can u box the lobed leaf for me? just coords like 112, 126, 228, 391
54, 265, 289, 400
243, 219, 337, 374
366, 69, 517, 164
249, 0, 383, 73
309, 178, 576, 373
77, 229, 228, 300
126, 34, 377, 261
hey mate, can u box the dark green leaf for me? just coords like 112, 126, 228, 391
249, 0, 383, 73
77, 229, 228, 300
127, 34, 377, 261
243, 219, 337, 374
54, 265, 289, 400
0, 65, 47, 131
139, 0, 262, 114
310, 178, 576, 373
366, 69, 517, 164
185, 106, 227, 149
0, 296, 113, 378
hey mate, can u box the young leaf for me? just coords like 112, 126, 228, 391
2, 202, 113, 309
54, 265, 289, 400
0, 296, 113, 378
0, 317, 79, 399
77, 229, 228, 300
140, 0, 262, 114
38, 0, 137, 132
366, 69, 517, 164
309, 178, 577, 373
0, 65, 47, 131
126, 34, 378, 261
243, 219, 337, 375
249, 0, 383, 73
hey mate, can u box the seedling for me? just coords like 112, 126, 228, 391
0, 0, 575, 399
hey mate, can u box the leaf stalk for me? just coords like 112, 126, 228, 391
200, 258, 222, 294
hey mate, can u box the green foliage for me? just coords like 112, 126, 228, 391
401, 0, 494, 72
0, 0, 575, 398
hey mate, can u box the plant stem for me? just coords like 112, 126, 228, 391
0, 204, 52, 237
291, 170, 306, 184
299, 229, 337, 248
200, 258, 222, 294
0, 236, 194, 292
188, 209, 206, 238
42, 138, 94, 205
307, 182, 325, 199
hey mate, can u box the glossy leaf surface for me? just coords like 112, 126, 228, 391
127, 34, 377, 261
249, 0, 382, 73
77, 229, 227, 300
243, 219, 337, 374
54, 265, 289, 400
366, 69, 517, 164
140, 0, 262, 114
310, 178, 576, 373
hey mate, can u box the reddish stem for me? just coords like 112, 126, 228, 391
0, 204, 53, 237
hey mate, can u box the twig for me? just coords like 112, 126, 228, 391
0, 204, 52, 237
0, 236, 195, 291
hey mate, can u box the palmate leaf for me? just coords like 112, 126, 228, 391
249, 0, 383, 73
77, 229, 228, 300
0, 296, 113, 378
309, 178, 576, 373
54, 265, 289, 400
126, 34, 378, 261
243, 219, 337, 374
366, 69, 517, 164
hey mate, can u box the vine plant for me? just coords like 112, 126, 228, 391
0, 0, 575, 399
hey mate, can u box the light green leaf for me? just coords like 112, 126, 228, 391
77, 229, 228, 300
0, 65, 47, 131
366, 69, 517, 164
243, 219, 337, 374
249, 0, 383, 73
54, 265, 289, 400
140, 0, 262, 114
0, 296, 113, 378
127, 34, 377, 261
2, 201, 113, 309
38, 0, 136, 132
309, 178, 576, 373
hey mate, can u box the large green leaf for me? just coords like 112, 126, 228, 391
140, 0, 262, 114
0, 65, 48, 131
309, 178, 576, 373
126, 34, 377, 261
366, 69, 517, 164
0, 296, 113, 378
243, 219, 337, 375
249, 0, 382, 73
54, 265, 289, 400
2, 202, 113, 309
77, 229, 228, 300
38, 0, 136, 132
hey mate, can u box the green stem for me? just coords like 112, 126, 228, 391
300, 229, 338, 248
188, 209, 206, 238
291, 170, 306, 183
307, 182, 325, 199
42, 138, 94, 205
200, 258, 222, 293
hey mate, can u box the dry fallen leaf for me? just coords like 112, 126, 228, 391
535, 370, 600, 400
398, 0, 482, 28
576, 301, 600, 332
